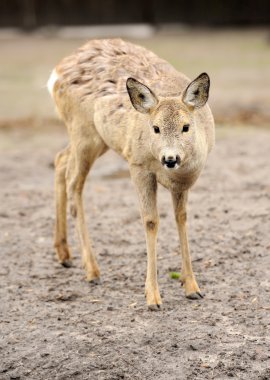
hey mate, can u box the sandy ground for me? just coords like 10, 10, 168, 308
0, 124, 270, 380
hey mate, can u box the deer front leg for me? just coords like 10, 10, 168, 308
130, 167, 161, 309
172, 191, 203, 300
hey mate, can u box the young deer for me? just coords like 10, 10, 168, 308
48, 39, 215, 309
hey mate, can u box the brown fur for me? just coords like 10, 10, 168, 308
49, 39, 215, 308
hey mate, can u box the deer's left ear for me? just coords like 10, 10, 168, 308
126, 77, 159, 114
182, 73, 210, 109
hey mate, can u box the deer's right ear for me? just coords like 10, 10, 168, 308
126, 78, 158, 114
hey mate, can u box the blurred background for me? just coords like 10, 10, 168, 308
0, 0, 270, 127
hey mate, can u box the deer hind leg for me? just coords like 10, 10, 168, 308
66, 141, 106, 283
172, 191, 203, 300
54, 146, 72, 267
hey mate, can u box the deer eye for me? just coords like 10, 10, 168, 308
153, 126, 160, 134
182, 124, 190, 133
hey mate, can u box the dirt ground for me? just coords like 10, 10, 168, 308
0, 123, 270, 380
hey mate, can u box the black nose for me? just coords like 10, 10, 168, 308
162, 155, 180, 168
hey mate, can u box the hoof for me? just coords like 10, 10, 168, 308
60, 259, 73, 268
85, 263, 100, 284
145, 286, 162, 309
148, 303, 162, 311
88, 277, 100, 285
186, 291, 204, 300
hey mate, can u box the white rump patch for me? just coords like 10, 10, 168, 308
47, 69, 58, 96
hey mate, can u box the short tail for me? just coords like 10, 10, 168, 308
47, 68, 58, 97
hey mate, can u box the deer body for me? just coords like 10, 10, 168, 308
49, 39, 215, 308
